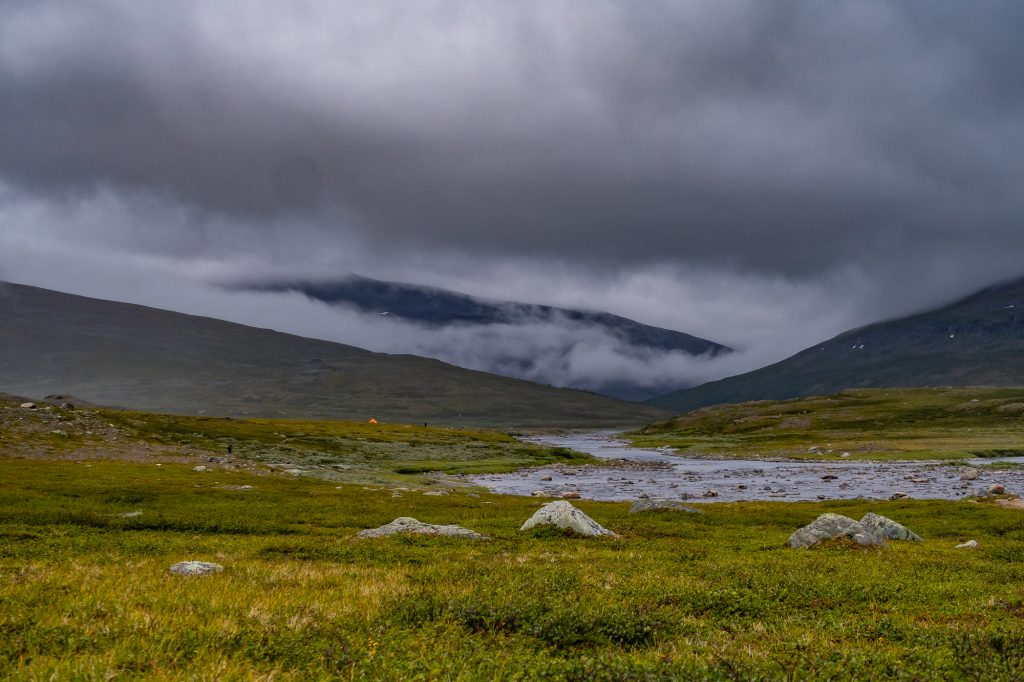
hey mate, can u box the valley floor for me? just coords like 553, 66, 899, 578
2, 455, 1024, 680
1, 395, 1023, 680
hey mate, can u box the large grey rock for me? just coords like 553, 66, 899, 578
787, 513, 885, 549
860, 513, 922, 541
169, 561, 223, 576
520, 501, 618, 537
629, 499, 704, 515
357, 517, 488, 539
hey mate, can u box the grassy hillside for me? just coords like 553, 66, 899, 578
632, 387, 1024, 460
653, 275, 1024, 412
0, 394, 595, 485
2, 451, 1023, 679
0, 282, 667, 429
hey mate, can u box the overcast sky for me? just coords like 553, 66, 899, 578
2, 1, 1023, 389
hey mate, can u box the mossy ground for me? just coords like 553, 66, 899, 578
1, 455, 1023, 680
629, 387, 1024, 461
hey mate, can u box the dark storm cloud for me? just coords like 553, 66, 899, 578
1, 0, 1022, 275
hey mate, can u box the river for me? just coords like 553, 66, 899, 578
471, 432, 1024, 502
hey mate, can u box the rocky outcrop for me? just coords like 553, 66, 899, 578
357, 517, 488, 539
520, 501, 618, 537
859, 513, 922, 541
169, 561, 223, 576
629, 499, 703, 515
786, 513, 885, 549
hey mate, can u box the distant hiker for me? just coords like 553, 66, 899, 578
227, 444, 233, 454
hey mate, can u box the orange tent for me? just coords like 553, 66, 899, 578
368, 418, 378, 424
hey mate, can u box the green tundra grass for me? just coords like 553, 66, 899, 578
2, 458, 1024, 679
629, 387, 1024, 461
2, 394, 1024, 679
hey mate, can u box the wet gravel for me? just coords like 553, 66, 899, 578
472, 432, 1024, 502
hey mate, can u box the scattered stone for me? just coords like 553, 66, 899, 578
561, 491, 581, 499
995, 497, 1024, 510
119, 511, 143, 518
540, 475, 553, 482
821, 474, 839, 481
357, 517, 488, 539
520, 501, 618, 537
960, 468, 980, 481
988, 484, 1007, 495
465, 493, 480, 498
859, 513, 922, 541
192, 465, 208, 472
530, 490, 545, 497
423, 491, 448, 496
787, 513, 886, 549
629, 499, 704, 514
169, 561, 223, 576
889, 491, 909, 500
956, 540, 978, 549
219, 484, 254, 491
20, 402, 36, 409
702, 489, 719, 498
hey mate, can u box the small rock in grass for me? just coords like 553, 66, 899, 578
119, 511, 143, 518
860, 513, 922, 541
423, 491, 447, 496
530, 490, 545, 497
787, 513, 885, 549
520, 501, 618, 537
629, 499, 703, 515
357, 517, 488, 540
890, 491, 909, 500
192, 465, 208, 472
561, 491, 581, 499
960, 468, 980, 481
20, 402, 36, 409
169, 561, 223, 576
988, 484, 1007, 495
956, 540, 978, 549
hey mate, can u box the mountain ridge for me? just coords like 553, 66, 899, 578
652, 275, 1024, 412
0, 282, 668, 428
244, 275, 730, 400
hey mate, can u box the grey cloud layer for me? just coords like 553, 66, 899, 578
2, 1, 1023, 274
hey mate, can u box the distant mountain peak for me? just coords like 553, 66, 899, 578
243, 275, 731, 400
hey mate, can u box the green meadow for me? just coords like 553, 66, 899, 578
629, 387, 1024, 461
1, 396, 1023, 680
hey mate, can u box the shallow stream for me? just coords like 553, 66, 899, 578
471, 432, 1024, 502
